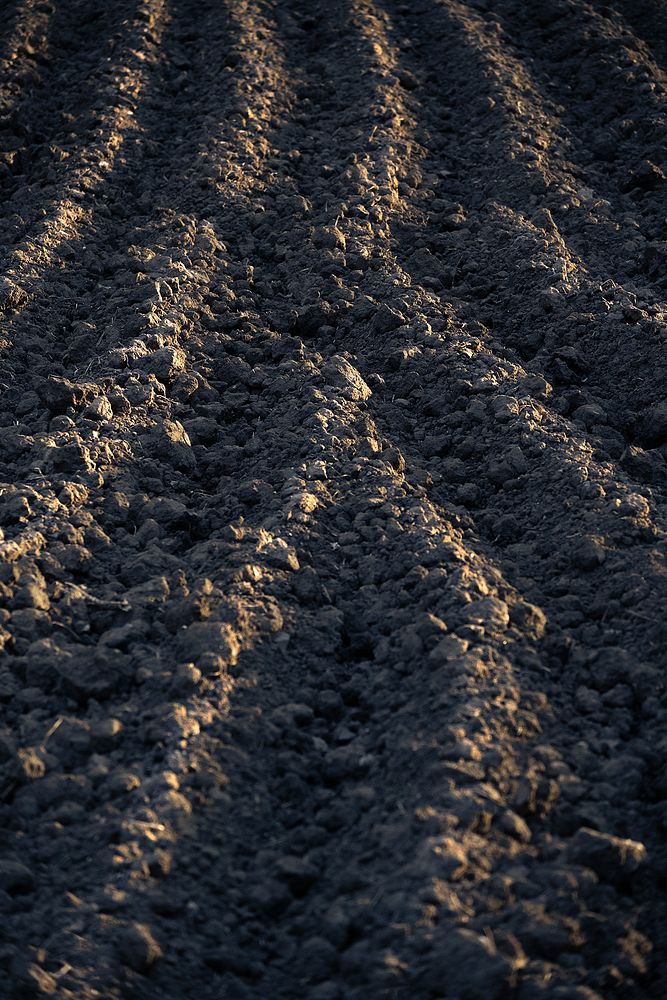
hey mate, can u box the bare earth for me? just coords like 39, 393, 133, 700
1, 1, 667, 997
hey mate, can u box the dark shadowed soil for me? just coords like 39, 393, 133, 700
0, 0, 666, 997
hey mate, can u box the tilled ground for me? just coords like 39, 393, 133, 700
0, 1, 666, 997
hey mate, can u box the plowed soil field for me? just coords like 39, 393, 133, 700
1, 1, 667, 998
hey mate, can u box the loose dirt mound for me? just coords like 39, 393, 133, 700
1, 1, 666, 997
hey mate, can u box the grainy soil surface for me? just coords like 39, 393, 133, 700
0, 1, 666, 997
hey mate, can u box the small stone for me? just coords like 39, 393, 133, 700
183, 416, 219, 445
146, 496, 192, 527
117, 922, 162, 972
507, 445, 528, 475
154, 419, 196, 471
398, 68, 419, 90
540, 286, 561, 311
456, 482, 480, 506
290, 301, 335, 338
173, 370, 207, 401
621, 444, 659, 481
108, 391, 131, 415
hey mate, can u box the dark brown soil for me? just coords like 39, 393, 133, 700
1, 1, 666, 997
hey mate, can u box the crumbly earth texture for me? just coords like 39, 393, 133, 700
0, 0, 666, 997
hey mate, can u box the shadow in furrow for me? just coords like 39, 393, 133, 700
0, 0, 290, 385
606, 0, 667, 79
0, 0, 172, 397
0, 0, 50, 113
378, 0, 667, 492
489, 1, 667, 264
0, 0, 150, 218
0, 1, 174, 374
